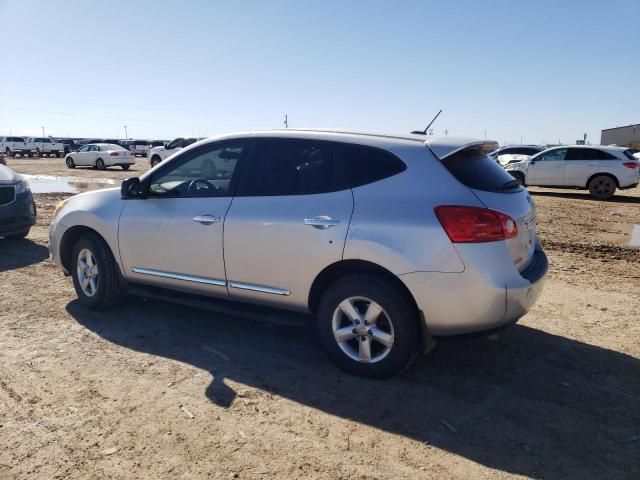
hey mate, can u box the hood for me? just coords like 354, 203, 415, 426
150, 146, 166, 153
0, 164, 23, 184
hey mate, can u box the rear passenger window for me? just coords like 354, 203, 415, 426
240, 140, 342, 196
337, 144, 406, 188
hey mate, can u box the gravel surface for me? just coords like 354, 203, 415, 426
1, 159, 639, 479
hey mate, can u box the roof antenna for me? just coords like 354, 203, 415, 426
412, 109, 443, 135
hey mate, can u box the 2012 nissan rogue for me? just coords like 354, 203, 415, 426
49, 130, 548, 377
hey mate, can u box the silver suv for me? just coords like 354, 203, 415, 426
49, 130, 548, 377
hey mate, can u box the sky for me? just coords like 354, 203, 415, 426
1, 0, 638, 145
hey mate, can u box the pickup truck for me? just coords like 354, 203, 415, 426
27, 137, 65, 157
0, 137, 37, 157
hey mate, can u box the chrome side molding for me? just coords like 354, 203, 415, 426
132, 267, 226, 287
229, 281, 290, 296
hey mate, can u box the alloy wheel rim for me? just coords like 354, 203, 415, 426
331, 296, 395, 364
77, 248, 99, 297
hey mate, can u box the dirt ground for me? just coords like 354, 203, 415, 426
1, 158, 639, 480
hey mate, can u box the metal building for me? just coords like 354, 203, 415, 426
600, 124, 640, 148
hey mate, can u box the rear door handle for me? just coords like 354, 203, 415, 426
304, 216, 340, 229
193, 214, 220, 225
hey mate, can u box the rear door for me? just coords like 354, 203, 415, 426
563, 147, 598, 186
526, 148, 568, 185
440, 144, 538, 271
223, 138, 353, 311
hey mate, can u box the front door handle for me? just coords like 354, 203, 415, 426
193, 214, 220, 225
304, 216, 340, 229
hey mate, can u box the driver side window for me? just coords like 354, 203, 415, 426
149, 142, 245, 198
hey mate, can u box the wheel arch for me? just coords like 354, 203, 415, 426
309, 259, 419, 315
59, 225, 118, 274
586, 172, 619, 188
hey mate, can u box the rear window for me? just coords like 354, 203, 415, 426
623, 149, 639, 160
7, 137, 25, 142
441, 146, 522, 192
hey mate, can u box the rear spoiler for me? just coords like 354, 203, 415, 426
425, 138, 499, 160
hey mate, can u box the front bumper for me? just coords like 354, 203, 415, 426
400, 244, 548, 336
0, 191, 36, 236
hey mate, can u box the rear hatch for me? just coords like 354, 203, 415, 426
432, 141, 538, 272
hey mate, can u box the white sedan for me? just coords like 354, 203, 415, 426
65, 143, 135, 170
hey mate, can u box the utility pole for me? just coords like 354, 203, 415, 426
484, 130, 487, 139
41, 126, 45, 137
444, 129, 448, 137
124, 125, 128, 139
284, 114, 288, 129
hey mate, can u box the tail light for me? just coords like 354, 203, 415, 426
435, 205, 518, 243
109, 152, 120, 157
622, 162, 639, 169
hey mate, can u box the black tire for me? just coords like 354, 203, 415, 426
5, 228, 30, 240
66, 157, 75, 169
150, 156, 161, 167
36, 148, 42, 158
588, 175, 616, 200
55, 152, 61, 158
316, 274, 419, 378
71, 233, 125, 309
121, 164, 130, 171
95, 158, 106, 170
509, 171, 525, 186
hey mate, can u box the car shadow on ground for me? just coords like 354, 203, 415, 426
530, 190, 640, 203
67, 297, 640, 479
0, 238, 49, 272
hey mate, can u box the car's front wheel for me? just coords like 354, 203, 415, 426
150, 156, 161, 167
71, 233, 125, 309
121, 164, 130, 171
66, 157, 75, 168
316, 274, 419, 378
588, 175, 616, 200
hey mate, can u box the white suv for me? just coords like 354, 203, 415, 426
506, 145, 640, 199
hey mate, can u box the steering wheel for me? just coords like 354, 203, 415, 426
186, 179, 219, 195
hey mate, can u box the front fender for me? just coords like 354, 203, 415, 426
52, 188, 126, 275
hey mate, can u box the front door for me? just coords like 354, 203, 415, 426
118, 140, 247, 297
224, 138, 353, 311
526, 148, 567, 186
75, 145, 97, 166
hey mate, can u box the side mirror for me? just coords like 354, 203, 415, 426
121, 177, 144, 198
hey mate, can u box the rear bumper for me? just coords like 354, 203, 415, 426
400, 244, 548, 336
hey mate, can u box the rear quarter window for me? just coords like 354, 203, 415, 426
441, 146, 522, 192
337, 144, 407, 188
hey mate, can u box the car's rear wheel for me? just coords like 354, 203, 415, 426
316, 274, 419, 378
95, 158, 106, 170
55, 152, 61, 158
66, 157, 75, 168
150, 156, 161, 167
588, 175, 616, 200
71, 233, 125, 309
